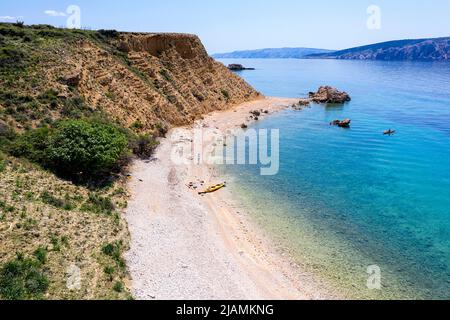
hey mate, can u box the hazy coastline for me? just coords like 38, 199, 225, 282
124, 97, 340, 300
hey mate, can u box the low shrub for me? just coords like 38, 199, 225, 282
9, 126, 51, 164
34, 247, 48, 265
113, 281, 124, 293
97, 29, 119, 39
130, 120, 143, 130
40, 191, 74, 210
13, 21, 24, 28
37, 89, 59, 104
0, 253, 49, 300
0, 46, 26, 70
154, 122, 168, 137
102, 241, 125, 271
0, 153, 6, 172
221, 89, 230, 100
104, 266, 115, 279
129, 134, 159, 159
0, 122, 16, 152
0, 25, 26, 38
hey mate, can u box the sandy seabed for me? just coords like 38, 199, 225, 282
124, 97, 338, 300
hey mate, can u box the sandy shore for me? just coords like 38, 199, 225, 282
124, 97, 336, 300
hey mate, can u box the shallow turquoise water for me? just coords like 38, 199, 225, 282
218, 59, 450, 299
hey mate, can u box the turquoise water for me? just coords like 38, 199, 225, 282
218, 59, 450, 299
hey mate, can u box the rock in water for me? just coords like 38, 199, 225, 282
330, 119, 351, 128
309, 86, 351, 103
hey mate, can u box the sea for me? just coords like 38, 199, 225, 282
217, 58, 450, 299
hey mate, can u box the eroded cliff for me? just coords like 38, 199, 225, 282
0, 25, 259, 134
0, 24, 259, 300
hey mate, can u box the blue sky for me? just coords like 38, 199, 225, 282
1, 0, 450, 53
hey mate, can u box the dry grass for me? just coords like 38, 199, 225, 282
0, 155, 131, 300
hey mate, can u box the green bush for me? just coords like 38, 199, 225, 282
0, 46, 26, 70
34, 247, 48, 265
0, 253, 49, 300
0, 152, 6, 172
104, 266, 115, 277
113, 281, 124, 293
47, 120, 128, 176
0, 25, 26, 38
9, 126, 51, 164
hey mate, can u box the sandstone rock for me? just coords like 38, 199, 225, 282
60, 69, 82, 87
309, 86, 351, 104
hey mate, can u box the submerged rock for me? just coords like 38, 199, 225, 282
60, 68, 82, 87
330, 119, 351, 128
309, 86, 351, 104
298, 99, 311, 106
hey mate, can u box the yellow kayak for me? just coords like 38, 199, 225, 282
199, 183, 226, 195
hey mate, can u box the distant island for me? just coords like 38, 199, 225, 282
214, 37, 450, 61
212, 47, 334, 59
306, 37, 450, 61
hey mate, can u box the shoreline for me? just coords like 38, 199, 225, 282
124, 97, 338, 300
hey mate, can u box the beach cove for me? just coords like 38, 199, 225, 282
124, 97, 338, 300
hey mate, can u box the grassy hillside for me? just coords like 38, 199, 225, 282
212, 47, 334, 59
0, 23, 258, 300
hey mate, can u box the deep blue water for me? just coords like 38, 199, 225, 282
218, 59, 450, 299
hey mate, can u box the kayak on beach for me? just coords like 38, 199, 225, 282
199, 183, 227, 195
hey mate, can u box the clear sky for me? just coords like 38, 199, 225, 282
1, 0, 450, 53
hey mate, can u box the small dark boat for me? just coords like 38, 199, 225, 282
384, 129, 396, 135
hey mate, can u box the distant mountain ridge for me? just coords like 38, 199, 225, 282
306, 37, 450, 61
212, 47, 334, 59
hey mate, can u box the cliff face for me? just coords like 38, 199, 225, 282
306, 37, 450, 61
0, 25, 259, 134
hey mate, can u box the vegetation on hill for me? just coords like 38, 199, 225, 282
0, 22, 258, 300
305, 37, 450, 61
0, 21, 258, 300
